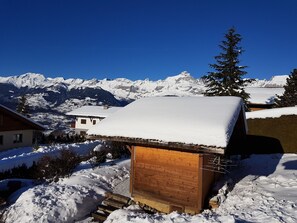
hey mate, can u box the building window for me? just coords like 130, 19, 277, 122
0, 135, 3, 145
13, 134, 23, 143
93, 120, 96, 125
0, 114, 3, 126
81, 119, 87, 124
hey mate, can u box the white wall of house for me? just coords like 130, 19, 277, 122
0, 129, 34, 151
75, 117, 103, 134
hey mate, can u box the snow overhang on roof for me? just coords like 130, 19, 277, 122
246, 106, 297, 119
87, 96, 246, 154
246, 87, 284, 105
66, 106, 121, 118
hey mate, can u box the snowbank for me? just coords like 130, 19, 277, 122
246, 106, 297, 119
1, 150, 297, 223
0, 141, 100, 172
2, 159, 130, 223
106, 154, 297, 223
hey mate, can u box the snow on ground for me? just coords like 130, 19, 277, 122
211, 154, 297, 223
246, 106, 297, 119
2, 159, 130, 223
1, 142, 297, 223
0, 140, 100, 172
0, 141, 130, 223
106, 154, 297, 223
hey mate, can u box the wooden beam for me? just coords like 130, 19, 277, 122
126, 145, 133, 153
90, 135, 225, 155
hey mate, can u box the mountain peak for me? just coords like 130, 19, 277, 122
18, 72, 45, 79
179, 71, 191, 77
12, 73, 46, 88
165, 71, 195, 82
262, 75, 289, 87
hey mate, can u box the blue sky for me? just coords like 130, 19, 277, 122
0, 0, 296, 80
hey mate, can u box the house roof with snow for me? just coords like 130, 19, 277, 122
0, 104, 45, 131
88, 96, 246, 154
246, 106, 297, 119
66, 106, 121, 118
246, 87, 284, 104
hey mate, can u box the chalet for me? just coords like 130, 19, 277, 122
88, 96, 247, 214
246, 87, 284, 111
66, 105, 121, 135
0, 104, 45, 151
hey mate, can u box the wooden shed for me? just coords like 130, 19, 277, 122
88, 96, 247, 214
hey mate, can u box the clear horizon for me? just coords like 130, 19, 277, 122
0, 70, 288, 82
0, 0, 296, 81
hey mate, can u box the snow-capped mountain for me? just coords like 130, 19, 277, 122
0, 72, 287, 129
0, 73, 127, 129
1, 71, 287, 100
248, 75, 289, 88
0, 71, 206, 101
97, 71, 206, 100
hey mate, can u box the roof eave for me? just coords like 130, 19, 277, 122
89, 135, 225, 155
0, 105, 46, 131
66, 113, 107, 118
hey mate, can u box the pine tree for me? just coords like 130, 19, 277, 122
275, 69, 297, 107
17, 95, 29, 115
203, 27, 252, 108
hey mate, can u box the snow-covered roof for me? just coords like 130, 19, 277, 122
88, 96, 246, 153
246, 87, 284, 104
246, 106, 297, 119
66, 106, 121, 118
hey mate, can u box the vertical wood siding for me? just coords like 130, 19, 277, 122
132, 146, 204, 213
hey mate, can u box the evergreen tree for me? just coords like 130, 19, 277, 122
275, 69, 297, 107
203, 27, 252, 108
17, 95, 29, 115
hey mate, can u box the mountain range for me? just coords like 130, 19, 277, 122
0, 72, 288, 130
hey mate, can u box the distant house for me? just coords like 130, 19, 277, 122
66, 105, 121, 135
246, 87, 284, 111
88, 96, 247, 214
0, 104, 45, 151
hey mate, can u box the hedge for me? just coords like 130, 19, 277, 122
246, 115, 297, 153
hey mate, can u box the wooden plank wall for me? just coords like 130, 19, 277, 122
0, 112, 32, 131
132, 146, 203, 213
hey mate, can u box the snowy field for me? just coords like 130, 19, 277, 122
0, 140, 101, 172
106, 154, 297, 223
0, 141, 130, 222
1, 141, 296, 223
